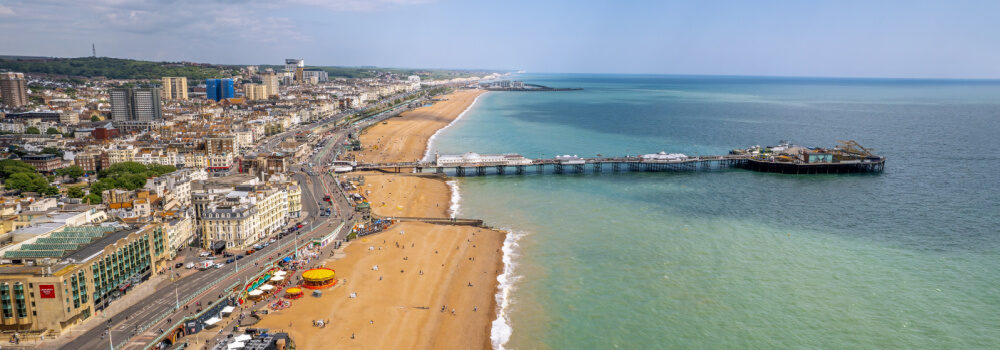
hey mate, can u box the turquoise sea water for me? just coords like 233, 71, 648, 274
428, 74, 1000, 349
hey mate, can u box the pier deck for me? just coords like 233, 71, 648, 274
352, 154, 885, 176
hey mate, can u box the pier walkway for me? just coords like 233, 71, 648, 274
351, 154, 885, 176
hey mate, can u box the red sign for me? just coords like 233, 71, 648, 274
39, 284, 56, 299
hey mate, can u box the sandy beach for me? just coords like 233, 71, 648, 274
355, 89, 485, 163
354, 173, 451, 218
256, 88, 504, 350
255, 222, 504, 349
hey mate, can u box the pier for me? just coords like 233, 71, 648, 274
480, 80, 582, 92
342, 141, 886, 176
349, 154, 885, 176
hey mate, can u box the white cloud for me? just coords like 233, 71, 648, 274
287, 0, 436, 11
0, 0, 435, 62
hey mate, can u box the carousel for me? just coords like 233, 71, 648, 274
285, 287, 304, 299
301, 267, 337, 289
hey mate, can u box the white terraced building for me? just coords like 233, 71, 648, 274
435, 152, 532, 167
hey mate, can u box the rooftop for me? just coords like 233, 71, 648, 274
2, 226, 131, 261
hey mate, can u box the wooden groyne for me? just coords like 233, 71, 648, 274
389, 216, 484, 226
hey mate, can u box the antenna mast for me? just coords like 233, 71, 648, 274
92, 43, 96, 57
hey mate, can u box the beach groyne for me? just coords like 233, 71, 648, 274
383, 216, 484, 227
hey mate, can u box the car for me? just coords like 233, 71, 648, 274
226, 258, 235, 264
175, 263, 184, 268
185, 262, 195, 269
199, 252, 211, 257
236, 255, 244, 260
214, 263, 224, 269
246, 249, 255, 255
269, 238, 277, 243
223, 252, 233, 258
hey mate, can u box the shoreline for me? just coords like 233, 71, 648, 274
255, 88, 506, 350
421, 91, 487, 162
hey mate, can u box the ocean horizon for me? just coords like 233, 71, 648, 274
427, 73, 1000, 349
514, 72, 1000, 83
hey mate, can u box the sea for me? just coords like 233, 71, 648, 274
425, 74, 1000, 349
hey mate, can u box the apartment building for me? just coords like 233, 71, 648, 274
161, 77, 188, 100
0, 224, 169, 332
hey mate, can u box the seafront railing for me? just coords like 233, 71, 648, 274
119, 221, 341, 349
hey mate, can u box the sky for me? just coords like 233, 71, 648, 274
1, 0, 999, 78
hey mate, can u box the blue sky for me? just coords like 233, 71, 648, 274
1, 0, 998, 78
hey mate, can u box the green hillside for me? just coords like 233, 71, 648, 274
0, 57, 238, 81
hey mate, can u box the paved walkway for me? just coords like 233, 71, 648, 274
32, 271, 175, 349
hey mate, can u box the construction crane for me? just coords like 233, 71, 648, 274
836, 140, 874, 157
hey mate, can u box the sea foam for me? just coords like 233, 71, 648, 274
491, 227, 524, 349
445, 180, 461, 218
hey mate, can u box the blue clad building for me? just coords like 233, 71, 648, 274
206, 79, 235, 101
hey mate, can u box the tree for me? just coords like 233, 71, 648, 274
90, 115, 101, 122
56, 165, 85, 182
99, 161, 148, 177
4, 172, 54, 194
25, 127, 40, 135
92, 161, 175, 191
0, 159, 36, 181
46, 127, 61, 135
67, 186, 85, 198
84, 193, 102, 204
